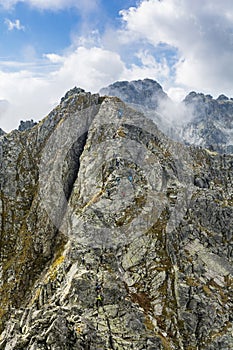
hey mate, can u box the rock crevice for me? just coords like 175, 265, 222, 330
0, 87, 232, 349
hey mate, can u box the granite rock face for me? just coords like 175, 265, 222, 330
182, 92, 233, 153
0, 88, 232, 349
100, 79, 168, 110
101, 79, 233, 154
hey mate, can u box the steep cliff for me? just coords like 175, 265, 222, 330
0, 88, 232, 349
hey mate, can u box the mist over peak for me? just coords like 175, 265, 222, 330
101, 78, 233, 153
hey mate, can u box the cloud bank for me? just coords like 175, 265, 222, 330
0, 46, 172, 131
120, 0, 233, 95
0, 0, 233, 131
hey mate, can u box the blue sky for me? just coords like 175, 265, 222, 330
0, 0, 233, 131
0, 1, 137, 60
0, 4, 77, 60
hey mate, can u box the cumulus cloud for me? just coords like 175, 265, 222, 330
0, 70, 51, 131
0, 46, 125, 131
48, 46, 125, 92
120, 50, 170, 83
0, 0, 232, 131
120, 0, 233, 97
0, 41, 174, 131
5, 18, 25, 31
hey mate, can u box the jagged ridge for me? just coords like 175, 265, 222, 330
101, 79, 233, 154
0, 87, 232, 349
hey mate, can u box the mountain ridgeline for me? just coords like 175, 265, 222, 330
101, 79, 233, 154
0, 82, 232, 349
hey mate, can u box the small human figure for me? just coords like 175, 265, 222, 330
96, 294, 103, 308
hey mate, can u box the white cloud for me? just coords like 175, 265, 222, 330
120, 0, 233, 97
167, 87, 187, 102
44, 53, 64, 64
157, 96, 195, 126
0, 0, 15, 9
48, 46, 125, 92
119, 50, 170, 83
5, 18, 25, 31
0, 46, 125, 131
0, 70, 51, 131
1, 0, 233, 132
0, 99, 9, 115
0, 43, 173, 131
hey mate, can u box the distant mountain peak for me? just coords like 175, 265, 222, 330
217, 94, 230, 101
61, 87, 86, 103
100, 79, 233, 154
100, 78, 168, 109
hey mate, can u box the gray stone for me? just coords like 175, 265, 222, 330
0, 86, 232, 349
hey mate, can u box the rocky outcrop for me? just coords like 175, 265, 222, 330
18, 120, 37, 132
0, 88, 100, 332
0, 129, 5, 137
101, 79, 233, 154
182, 92, 233, 153
0, 88, 232, 349
100, 79, 168, 110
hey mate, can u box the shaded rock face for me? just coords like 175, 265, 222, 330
101, 79, 233, 154
0, 88, 232, 349
182, 92, 233, 153
100, 79, 168, 110
18, 120, 37, 132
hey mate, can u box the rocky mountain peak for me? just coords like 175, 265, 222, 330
0, 85, 232, 349
184, 91, 213, 104
101, 79, 233, 154
100, 78, 168, 109
217, 94, 230, 101
182, 90, 233, 153
61, 86, 86, 102
18, 119, 37, 132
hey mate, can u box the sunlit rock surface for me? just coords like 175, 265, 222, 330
0, 87, 232, 349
